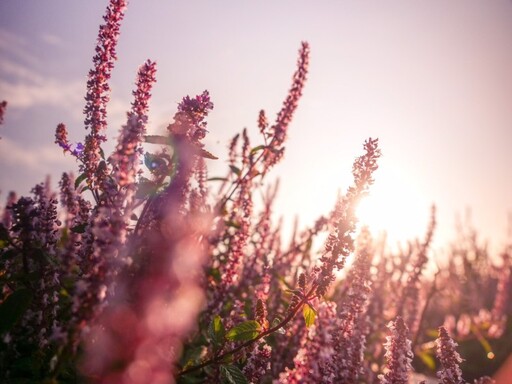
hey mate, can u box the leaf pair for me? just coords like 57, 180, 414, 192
210, 316, 261, 344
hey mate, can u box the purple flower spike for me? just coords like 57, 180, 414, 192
436, 326, 465, 384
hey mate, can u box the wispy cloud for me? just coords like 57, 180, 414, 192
0, 28, 84, 118
40, 33, 64, 47
0, 58, 132, 124
0, 136, 74, 170
0, 74, 84, 112
0, 28, 39, 66
0, 31, 85, 118
0, 57, 44, 83
0, 136, 81, 199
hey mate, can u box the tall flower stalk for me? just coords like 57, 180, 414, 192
81, 0, 127, 194
379, 316, 414, 384
436, 326, 466, 384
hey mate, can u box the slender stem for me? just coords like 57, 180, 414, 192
133, 195, 155, 236
412, 270, 440, 349
217, 129, 287, 212
217, 149, 266, 211
280, 224, 327, 261
178, 285, 317, 377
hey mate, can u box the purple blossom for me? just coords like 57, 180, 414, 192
110, 60, 157, 209
71, 142, 84, 157
81, 0, 127, 190
379, 316, 413, 384
327, 227, 374, 382
243, 341, 272, 383
55, 123, 84, 158
177, 90, 214, 126
262, 42, 309, 172
278, 302, 338, 383
315, 138, 380, 297
58, 172, 91, 274
55, 123, 71, 153
436, 326, 465, 384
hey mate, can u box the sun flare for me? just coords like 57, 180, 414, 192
355, 168, 431, 247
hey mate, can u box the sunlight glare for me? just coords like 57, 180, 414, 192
356, 168, 431, 247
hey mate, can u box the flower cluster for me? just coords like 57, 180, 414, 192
81, 0, 127, 191
315, 138, 380, 297
261, 42, 309, 173
379, 316, 414, 384
436, 326, 465, 384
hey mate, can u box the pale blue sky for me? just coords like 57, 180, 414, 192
1, 1, 511, 252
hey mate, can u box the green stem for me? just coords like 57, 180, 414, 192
178, 285, 317, 377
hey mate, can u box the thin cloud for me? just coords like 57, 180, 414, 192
0, 28, 39, 66
0, 136, 76, 173
40, 33, 64, 47
0, 77, 84, 113
0, 29, 83, 118
0, 57, 45, 83
0, 58, 131, 124
0, 55, 83, 119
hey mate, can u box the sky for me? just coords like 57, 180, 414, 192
1, 0, 511, 254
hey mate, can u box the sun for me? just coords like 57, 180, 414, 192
355, 167, 431, 247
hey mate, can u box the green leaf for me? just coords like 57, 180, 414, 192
303, 303, 316, 328
250, 145, 266, 155
220, 365, 249, 384
207, 177, 228, 182
225, 220, 241, 229
417, 350, 435, 370
70, 223, 87, 234
426, 328, 438, 338
144, 152, 168, 173
199, 148, 219, 160
0, 289, 33, 334
181, 346, 206, 371
136, 179, 159, 199
179, 374, 206, 384
144, 135, 173, 145
208, 315, 225, 344
74, 173, 87, 189
209, 267, 221, 283
225, 320, 261, 342
229, 165, 241, 176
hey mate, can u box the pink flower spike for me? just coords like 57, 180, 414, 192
436, 326, 465, 384
81, 0, 127, 189
379, 316, 413, 384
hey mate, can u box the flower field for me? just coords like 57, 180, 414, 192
0, 1, 510, 383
